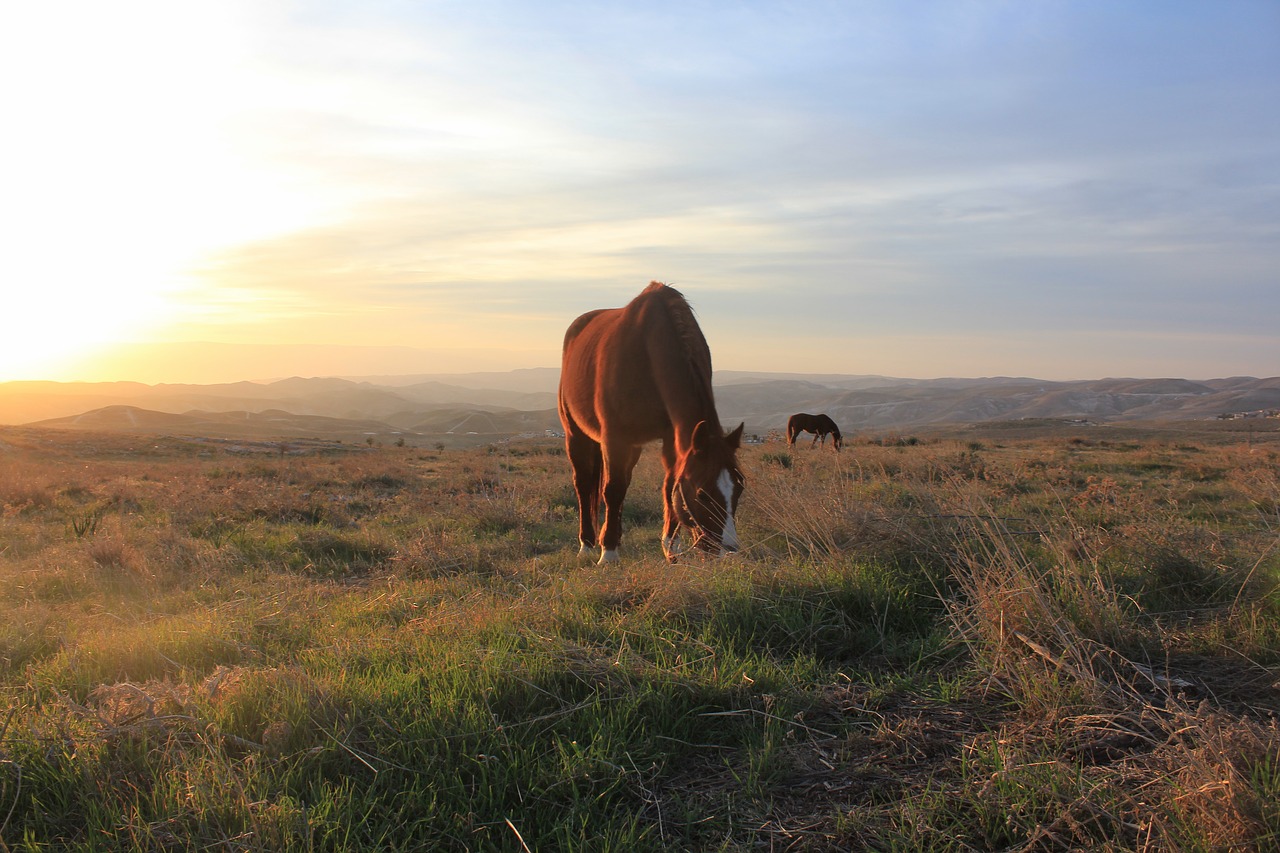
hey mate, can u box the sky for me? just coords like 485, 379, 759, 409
3, 0, 1277, 385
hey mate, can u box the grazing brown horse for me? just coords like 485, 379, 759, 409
558, 282, 745, 564
787, 413, 842, 451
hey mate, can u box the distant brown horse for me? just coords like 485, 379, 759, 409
787, 413, 842, 451
558, 282, 745, 563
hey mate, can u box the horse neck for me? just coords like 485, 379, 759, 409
639, 285, 721, 455
658, 358, 725, 457
669, 398, 722, 455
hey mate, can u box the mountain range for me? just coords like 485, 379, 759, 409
3, 371, 1277, 445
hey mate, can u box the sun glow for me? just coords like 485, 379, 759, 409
1, 4, 1273, 386
0, 3, 361, 382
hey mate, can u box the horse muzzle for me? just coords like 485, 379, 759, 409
674, 482, 740, 557
689, 525, 739, 557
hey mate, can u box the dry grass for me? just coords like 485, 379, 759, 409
0, 423, 1277, 850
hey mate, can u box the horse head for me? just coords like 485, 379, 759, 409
672, 420, 745, 555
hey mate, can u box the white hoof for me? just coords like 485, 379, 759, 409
597, 549, 620, 564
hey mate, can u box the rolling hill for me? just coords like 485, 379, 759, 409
6, 372, 1278, 444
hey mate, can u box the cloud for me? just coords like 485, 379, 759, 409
25, 0, 1273, 382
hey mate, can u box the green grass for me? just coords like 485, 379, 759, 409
0, 424, 1278, 850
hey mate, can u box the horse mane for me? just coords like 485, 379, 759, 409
640, 282, 715, 402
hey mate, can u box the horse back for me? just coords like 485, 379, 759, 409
558, 284, 713, 446
559, 304, 667, 444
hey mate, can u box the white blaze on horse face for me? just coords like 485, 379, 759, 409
716, 468, 739, 553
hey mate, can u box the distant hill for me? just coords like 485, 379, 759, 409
7, 371, 1279, 443
715, 375, 1280, 433
31, 404, 563, 447
1, 376, 556, 426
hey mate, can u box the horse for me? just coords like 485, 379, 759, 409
558, 282, 745, 564
787, 413, 842, 451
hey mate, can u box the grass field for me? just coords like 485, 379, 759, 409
1, 422, 1278, 851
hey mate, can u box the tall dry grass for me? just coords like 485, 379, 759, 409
0, 425, 1277, 850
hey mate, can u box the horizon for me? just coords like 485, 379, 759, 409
6, 2, 1279, 385
4, 365, 1275, 435
2, 351, 1274, 392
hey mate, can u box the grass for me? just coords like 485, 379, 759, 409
0, 423, 1278, 850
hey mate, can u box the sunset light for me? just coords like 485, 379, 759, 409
3, 1, 1277, 385
2, 6, 1279, 846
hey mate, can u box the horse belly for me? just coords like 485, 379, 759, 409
562, 389, 668, 447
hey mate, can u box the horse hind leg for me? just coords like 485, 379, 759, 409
567, 433, 603, 560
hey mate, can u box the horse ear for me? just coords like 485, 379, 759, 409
691, 420, 744, 455
726, 422, 744, 450
690, 419, 713, 455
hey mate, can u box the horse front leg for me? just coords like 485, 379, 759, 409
659, 440, 683, 562
598, 444, 641, 564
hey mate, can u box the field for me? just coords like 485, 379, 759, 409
1, 422, 1278, 851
